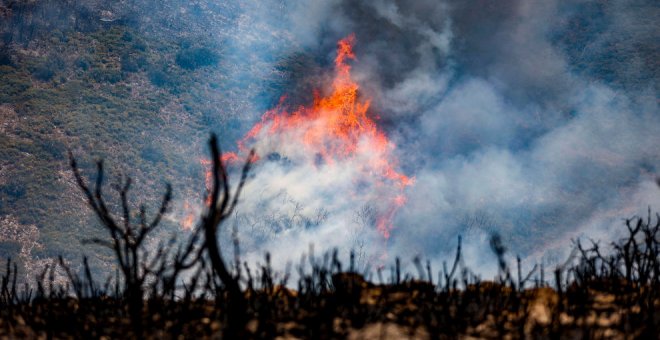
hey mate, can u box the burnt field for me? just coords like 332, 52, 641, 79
1, 136, 659, 339
1, 252, 659, 339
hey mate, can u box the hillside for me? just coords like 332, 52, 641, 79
0, 0, 301, 275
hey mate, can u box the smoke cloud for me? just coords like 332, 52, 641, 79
207, 0, 659, 273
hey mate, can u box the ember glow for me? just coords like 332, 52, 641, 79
181, 202, 195, 230
181, 158, 214, 230
221, 34, 413, 240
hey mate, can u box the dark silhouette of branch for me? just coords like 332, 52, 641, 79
68, 151, 172, 334
200, 133, 254, 337
443, 235, 462, 291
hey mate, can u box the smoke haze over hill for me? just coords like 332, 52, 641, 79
0, 0, 658, 275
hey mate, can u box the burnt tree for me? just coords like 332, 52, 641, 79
69, 153, 171, 334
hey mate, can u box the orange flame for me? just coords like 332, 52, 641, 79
181, 202, 195, 230
222, 34, 413, 239
179, 159, 213, 230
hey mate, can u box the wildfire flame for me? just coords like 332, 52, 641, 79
181, 158, 215, 231
181, 202, 195, 230
218, 34, 413, 239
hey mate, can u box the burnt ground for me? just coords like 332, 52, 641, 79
0, 275, 658, 339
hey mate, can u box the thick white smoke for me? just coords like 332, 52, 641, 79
207, 0, 659, 275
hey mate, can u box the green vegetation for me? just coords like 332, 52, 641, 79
0, 20, 237, 268
175, 47, 219, 70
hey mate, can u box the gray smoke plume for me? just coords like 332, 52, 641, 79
212, 0, 659, 272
